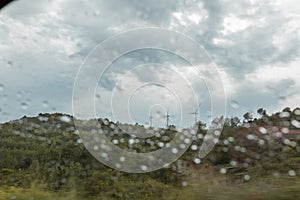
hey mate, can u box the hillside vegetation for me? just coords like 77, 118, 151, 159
0, 107, 300, 199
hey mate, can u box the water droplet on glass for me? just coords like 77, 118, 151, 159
283, 139, 291, 146
220, 168, 227, 174
273, 171, 281, 178
193, 158, 201, 164
244, 175, 251, 181
129, 138, 135, 145
112, 139, 119, 144
60, 116, 71, 123
7, 61, 13, 68
120, 156, 125, 162
281, 127, 289, 134
0, 84, 4, 91
184, 138, 191, 144
76, 139, 82, 144
241, 147, 247, 153
197, 133, 203, 139
158, 142, 164, 148
191, 145, 198, 150
95, 93, 101, 100
223, 139, 229, 145
291, 120, 300, 128
181, 181, 188, 187
223, 147, 229, 152
171, 148, 178, 154
279, 111, 290, 118
228, 137, 235, 142
288, 170, 296, 177
230, 100, 239, 109
20, 102, 28, 110
230, 161, 237, 166
42, 100, 49, 108
259, 127, 267, 134
234, 145, 241, 151
140, 165, 148, 171
258, 139, 265, 146
93, 145, 99, 151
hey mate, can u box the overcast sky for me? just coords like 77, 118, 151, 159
0, 0, 299, 127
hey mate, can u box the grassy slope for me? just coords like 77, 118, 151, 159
0, 112, 299, 199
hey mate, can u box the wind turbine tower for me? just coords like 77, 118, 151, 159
189, 104, 201, 124
165, 108, 170, 127
149, 115, 153, 127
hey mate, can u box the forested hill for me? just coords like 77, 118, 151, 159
0, 109, 300, 199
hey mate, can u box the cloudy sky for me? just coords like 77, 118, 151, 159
0, 0, 299, 127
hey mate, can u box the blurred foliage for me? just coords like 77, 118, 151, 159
0, 107, 299, 199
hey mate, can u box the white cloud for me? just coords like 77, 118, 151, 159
221, 14, 253, 35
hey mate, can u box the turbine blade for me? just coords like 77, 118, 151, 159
195, 103, 201, 112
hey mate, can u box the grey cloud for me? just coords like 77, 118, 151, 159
184, 0, 300, 78
0, 0, 299, 124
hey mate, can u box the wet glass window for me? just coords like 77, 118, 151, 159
0, 0, 300, 199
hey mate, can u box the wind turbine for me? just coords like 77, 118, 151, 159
149, 115, 153, 127
189, 104, 201, 124
164, 107, 170, 127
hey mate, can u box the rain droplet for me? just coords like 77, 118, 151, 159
247, 134, 256, 140
258, 139, 265, 146
234, 145, 241, 151
230, 100, 239, 109
7, 61, 13, 68
120, 156, 125, 162
288, 170, 296, 177
273, 171, 281, 178
193, 158, 201, 164
228, 137, 235, 142
101, 152, 108, 158
158, 142, 164, 148
281, 127, 289, 134
112, 139, 119, 144
76, 139, 82, 144
171, 148, 178, 154
291, 120, 300, 128
0, 84, 4, 91
95, 94, 101, 100
20, 102, 28, 110
181, 181, 188, 187
230, 161, 237, 166
241, 147, 247, 153
60, 116, 71, 123
42, 100, 49, 108
284, 139, 291, 145
220, 168, 227, 174
244, 175, 251, 181
214, 130, 221, 136
184, 138, 191, 144
197, 133, 203, 139
223, 147, 229, 152
191, 145, 198, 150
129, 138, 135, 145
259, 127, 267, 134
93, 145, 99, 151
279, 111, 290, 118
223, 139, 229, 145
140, 165, 148, 171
